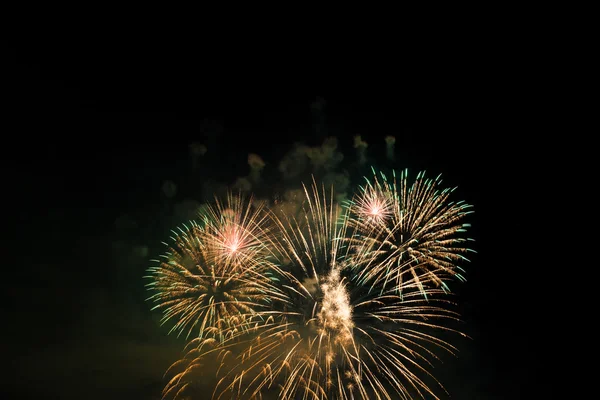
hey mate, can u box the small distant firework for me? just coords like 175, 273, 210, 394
345, 168, 475, 298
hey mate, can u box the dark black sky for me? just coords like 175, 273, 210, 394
5, 34, 542, 399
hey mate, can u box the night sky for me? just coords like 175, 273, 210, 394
5, 35, 541, 400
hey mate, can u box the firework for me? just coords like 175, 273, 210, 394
145, 193, 285, 341
158, 178, 471, 400
345, 168, 475, 298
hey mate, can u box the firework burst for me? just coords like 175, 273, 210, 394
145, 193, 285, 341
157, 177, 472, 400
345, 168, 475, 298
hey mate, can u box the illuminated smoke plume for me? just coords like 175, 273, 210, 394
189, 142, 207, 170
247, 153, 266, 184
306, 137, 343, 172
278, 143, 310, 180
276, 137, 348, 203
232, 177, 252, 193
162, 180, 177, 199
385, 135, 396, 161
353, 135, 368, 165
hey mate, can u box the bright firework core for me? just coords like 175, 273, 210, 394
226, 234, 239, 253
219, 207, 242, 255
317, 268, 354, 347
220, 224, 242, 257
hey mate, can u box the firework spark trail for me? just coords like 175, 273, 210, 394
144, 194, 287, 342
345, 168, 475, 298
